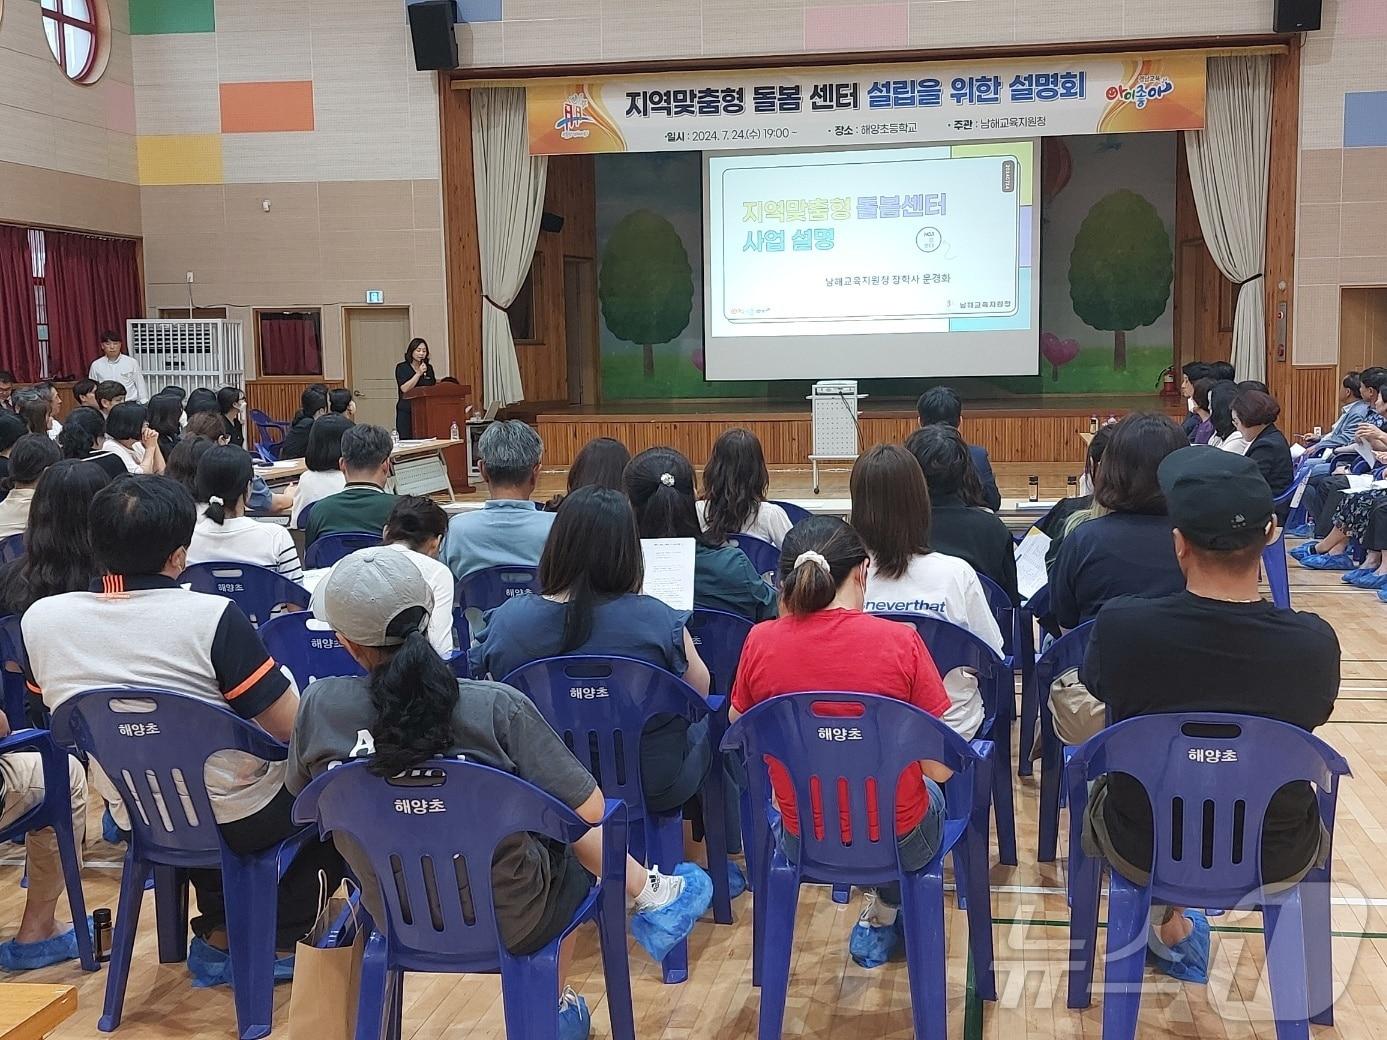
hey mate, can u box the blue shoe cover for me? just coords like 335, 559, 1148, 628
0, 918, 88, 970
630, 862, 713, 963
101, 809, 125, 845
1351, 571, 1387, 589
849, 914, 902, 969
189, 936, 294, 988
1378, 588, 1387, 603
1299, 552, 1356, 571
1286, 524, 1315, 539
1147, 909, 1211, 984
558, 989, 591, 1040
1289, 543, 1316, 561
727, 861, 748, 900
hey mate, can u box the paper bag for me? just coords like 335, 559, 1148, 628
288, 878, 363, 1040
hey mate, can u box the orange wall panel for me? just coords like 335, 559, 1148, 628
219, 82, 315, 134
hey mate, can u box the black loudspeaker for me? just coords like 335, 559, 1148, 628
540, 211, 565, 234
1273, 0, 1321, 32
407, 0, 460, 72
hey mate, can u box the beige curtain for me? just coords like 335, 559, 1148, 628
471, 86, 548, 407
1184, 54, 1272, 383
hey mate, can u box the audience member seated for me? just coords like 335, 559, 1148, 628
904, 424, 1019, 603
628, 446, 776, 623
15, 394, 52, 442
1036, 426, 1112, 556
103, 401, 163, 475
378, 496, 455, 655
1302, 371, 1369, 469
728, 516, 952, 968
72, 378, 97, 410
328, 387, 355, 422
277, 386, 328, 461
288, 548, 712, 1033
1208, 361, 1236, 382
291, 415, 351, 527
185, 411, 294, 518
184, 387, 220, 421
56, 406, 128, 482
21, 475, 342, 978
916, 386, 1002, 510
469, 486, 715, 825
851, 444, 1000, 738
0, 370, 12, 412
1206, 380, 1244, 452
1189, 377, 1217, 444
146, 392, 184, 462
543, 436, 630, 511
1045, 413, 1188, 745
697, 428, 792, 547
218, 387, 246, 448
1232, 387, 1294, 504
164, 436, 214, 497
187, 445, 304, 582
303, 424, 398, 549
0, 410, 25, 489
1179, 362, 1213, 440
93, 380, 126, 415
1079, 447, 1339, 985
0, 460, 113, 617
443, 419, 553, 580
0, 435, 60, 538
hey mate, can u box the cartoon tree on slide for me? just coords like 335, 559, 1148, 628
599, 209, 693, 379
1068, 189, 1172, 372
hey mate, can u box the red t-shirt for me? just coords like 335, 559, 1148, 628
730, 608, 950, 839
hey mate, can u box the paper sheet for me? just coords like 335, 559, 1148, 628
1342, 475, 1387, 494
1013, 527, 1051, 602
1356, 442, 1378, 470
640, 538, 696, 612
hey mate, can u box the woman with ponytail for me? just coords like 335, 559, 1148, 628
728, 515, 954, 969
186, 445, 303, 581
0, 435, 60, 538
626, 446, 776, 622
470, 485, 715, 815
289, 548, 713, 1037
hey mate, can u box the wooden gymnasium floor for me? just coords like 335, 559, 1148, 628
5, 464, 1387, 1040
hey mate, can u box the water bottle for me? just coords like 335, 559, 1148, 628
391, 429, 400, 447
449, 419, 460, 441
1028, 475, 1039, 502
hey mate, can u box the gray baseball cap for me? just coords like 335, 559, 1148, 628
310, 546, 433, 647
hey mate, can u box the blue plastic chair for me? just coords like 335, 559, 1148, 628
180, 562, 311, 626
770, 500, 813, 526
1016, 583, 1051, 779
254, 441, 280, 465
292, 759, 635, 1040
1264, 474, 1309, 610
0, 614, 32, 731
0, 727, 96, 971
260, 612, 363, 687
721, 692, 996, 1040
1034, 621, 1096, 863
1065, 713, 1350, 1040
878, 613, 1016, 866
249, 409, 289, 446
728, 533, 780, 587
294, 499, 315, 533
50, 688, 317, 1040
453, 564, 540, 648
502, 655, 733, 982
0, 533, 24, 564
305, 531, 383, 569
686, 608, 754, 698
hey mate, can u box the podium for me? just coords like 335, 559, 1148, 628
403, 382, 474, 494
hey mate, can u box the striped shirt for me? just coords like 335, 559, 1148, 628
23, 575, 295, 822
188, 512, 304, 582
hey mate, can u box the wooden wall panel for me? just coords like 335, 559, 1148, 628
440, 82, 483, 403
245, 378, 344, 446
1264, 42, 1300, 413
1340, 288, 1387, 374
1286, 366, 1340, 442
536, 407, 1170, 467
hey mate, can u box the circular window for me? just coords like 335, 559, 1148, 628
40, 0, 107, 84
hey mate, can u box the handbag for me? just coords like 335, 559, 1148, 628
287, 875, 364, 1040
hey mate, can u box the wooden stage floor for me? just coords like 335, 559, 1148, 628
4, 468, 1382, 1040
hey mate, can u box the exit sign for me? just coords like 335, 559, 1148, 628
365, 289, 384, 305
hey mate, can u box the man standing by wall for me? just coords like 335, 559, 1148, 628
88, 331, 146, 404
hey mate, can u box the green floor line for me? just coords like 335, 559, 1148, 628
964, 957, 982, 1040
990, 917, 1387, 939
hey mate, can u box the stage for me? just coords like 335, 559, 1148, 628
533, 394, 1182, 467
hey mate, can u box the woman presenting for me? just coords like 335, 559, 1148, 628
394, 337, 436, 439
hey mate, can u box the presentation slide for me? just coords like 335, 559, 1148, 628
703, 141, 1040, 380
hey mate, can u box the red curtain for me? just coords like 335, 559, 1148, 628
44, 231, 143, 380
258, 313, 322, 376
0, 226, 39, 382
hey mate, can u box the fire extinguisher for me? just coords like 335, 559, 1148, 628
1158, 365, 1179, 400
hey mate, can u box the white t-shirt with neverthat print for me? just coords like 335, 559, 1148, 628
863, 551, 1004, 739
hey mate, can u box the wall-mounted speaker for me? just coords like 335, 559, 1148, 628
540, 211, 565, 234
1273, 0, 1321, 32
406, 0, 460, 72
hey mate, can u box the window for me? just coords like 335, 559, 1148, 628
159, 307, 228, 320
508, 254, 540, 344
40, 0, 104, 84
28, 229, 49, 379
257, 310, 323, 377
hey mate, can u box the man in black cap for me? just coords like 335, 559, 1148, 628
1078, 446, 1339, 985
